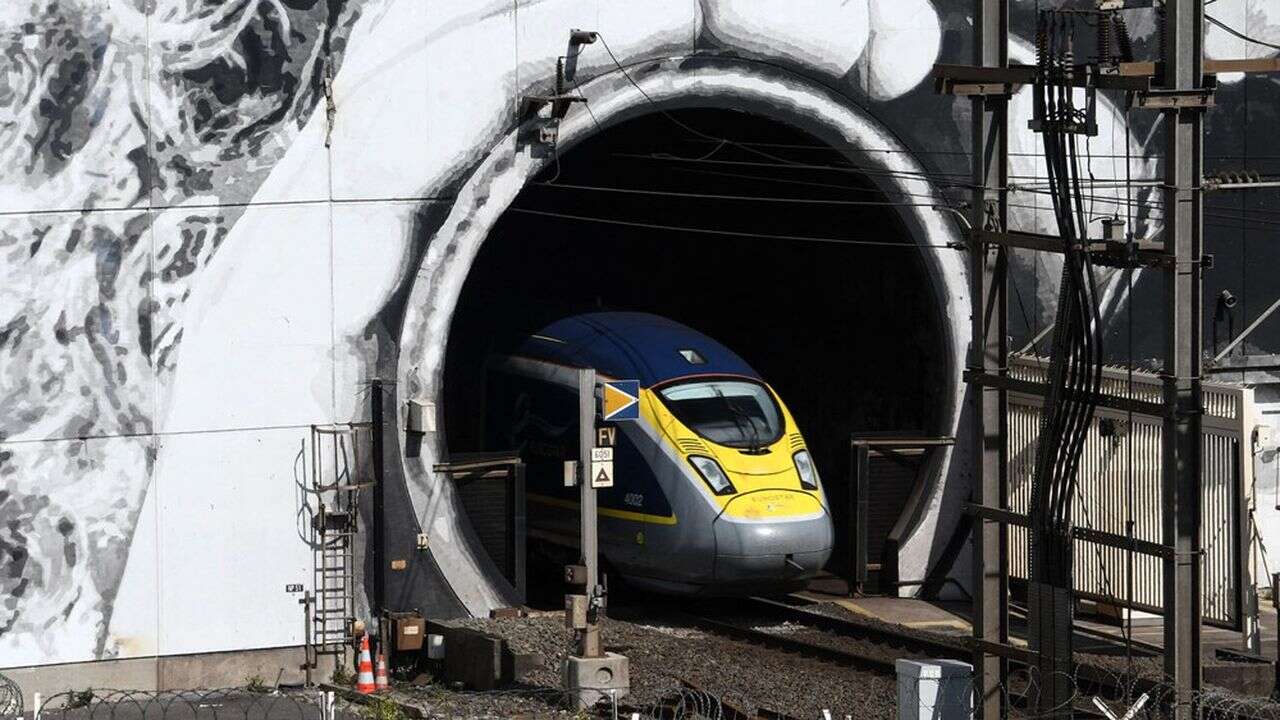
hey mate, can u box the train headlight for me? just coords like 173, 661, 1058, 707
688, 455, 736, 496
793, 450, 820, 490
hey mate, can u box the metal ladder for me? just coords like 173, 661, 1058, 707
306, 423, 372, 673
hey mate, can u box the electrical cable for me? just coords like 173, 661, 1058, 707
1028, 10, 1106, 613
668, 136, 1280, 161
663, 166, 965, 201
504, 207, 960, 248
655, 165, 1280, 231
594, 32, 992, 195
1205, 14, 1280, 52
525, 180, 956, 208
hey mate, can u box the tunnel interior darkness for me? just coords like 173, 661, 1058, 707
442, 108, 950, 577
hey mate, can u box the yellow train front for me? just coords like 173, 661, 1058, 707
485, 312, 833, 595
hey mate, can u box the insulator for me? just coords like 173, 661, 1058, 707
1114, 14, 1135, 62
1098, 14, 1112, 64
1158, 6, 1168, 61
1063, 21, 1075, 85
1036, 13, 1050, 74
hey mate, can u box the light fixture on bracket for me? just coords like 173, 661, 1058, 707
521, 28, 598, 124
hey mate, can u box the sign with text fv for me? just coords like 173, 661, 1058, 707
601, 379, 640, 421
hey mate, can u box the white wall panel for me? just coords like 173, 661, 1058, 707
330, 1, 518, 201
331, 200, 422, 423
155, 427, 312, 656
0, 435, 156, 666
154, 202, 334, 434
0, 210, 156, 444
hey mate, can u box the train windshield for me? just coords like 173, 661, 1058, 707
657, 379, 783, 450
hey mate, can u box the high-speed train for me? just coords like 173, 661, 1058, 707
484, 312, 833, 595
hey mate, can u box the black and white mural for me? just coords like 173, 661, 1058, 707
1, 0, 1277, 669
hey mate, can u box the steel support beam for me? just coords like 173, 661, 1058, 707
969, 0, 1009, 715
850, 444, 870, 596
1161, 0, 1205, 714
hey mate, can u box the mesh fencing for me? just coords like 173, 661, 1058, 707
8, 668, 1280, 720
972, 664, 1280, 720
31, 689, 337, 720
1, 673, 21, 720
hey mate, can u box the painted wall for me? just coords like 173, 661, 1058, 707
2, 0, 1278, 671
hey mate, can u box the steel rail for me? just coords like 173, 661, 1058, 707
685, 598, 1280, 720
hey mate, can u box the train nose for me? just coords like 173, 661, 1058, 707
712, 493, 833, 584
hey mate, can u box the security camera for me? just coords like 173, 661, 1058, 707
1219, 290, 1238, 309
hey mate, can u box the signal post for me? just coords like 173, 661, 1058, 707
563, 367, 631, 709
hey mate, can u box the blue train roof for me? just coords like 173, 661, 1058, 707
516, 312, 761, 387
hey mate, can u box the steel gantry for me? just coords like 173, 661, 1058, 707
933, 0, 1235, 715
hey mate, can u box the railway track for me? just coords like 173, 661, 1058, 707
640, 595, 1280, 720
682, 596, 1118, 719
686, 595, 967, 675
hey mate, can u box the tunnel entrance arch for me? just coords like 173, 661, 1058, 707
397, 56, 973, 615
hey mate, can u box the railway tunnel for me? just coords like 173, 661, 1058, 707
394, 57, 977, 614
442, 108, 951, 597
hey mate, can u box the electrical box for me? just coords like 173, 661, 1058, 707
565, 564, 588, 587
1256, 424, 1275, 450
394, 615, 426, 651
406, 400, 436, 433
563, 460, 578, 487
1101, 217, 1126, 242
426, 633, 445, 660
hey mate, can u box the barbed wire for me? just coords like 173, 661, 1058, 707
974, 663, 1280, 720
34, 688, 333, 720
0, 673, 22, 720
396, 682, 732, 718
13, 669, 1280, 720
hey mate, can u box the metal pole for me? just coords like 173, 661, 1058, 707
371, 379, 386, 615
970, 0, 1009, 716
302, 590, 314, 686
577, 367, 600, 658
1272, 573, 1280, 701
850, 443, 870, 596
1161, 0, 1205, 714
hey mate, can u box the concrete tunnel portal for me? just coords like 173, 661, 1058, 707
444, 108, 949, 594
395, 58, 974, 615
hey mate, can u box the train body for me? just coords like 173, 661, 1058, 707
484, 312, 833, 595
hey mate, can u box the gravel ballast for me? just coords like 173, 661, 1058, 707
387, 610, 901, 718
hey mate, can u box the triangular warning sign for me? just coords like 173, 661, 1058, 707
595, 468, 610, 484
603, 382, 637, 419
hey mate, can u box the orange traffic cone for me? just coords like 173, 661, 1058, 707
355, 634, 376, 694
375, 654, 389, 692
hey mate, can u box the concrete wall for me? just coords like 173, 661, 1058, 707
3, 0, 1278, 687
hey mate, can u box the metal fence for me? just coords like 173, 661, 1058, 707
1, 673, 20, 720
1007, 354, 1257, 628
26, 688, 341, 720
12, 675, 1280, 720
